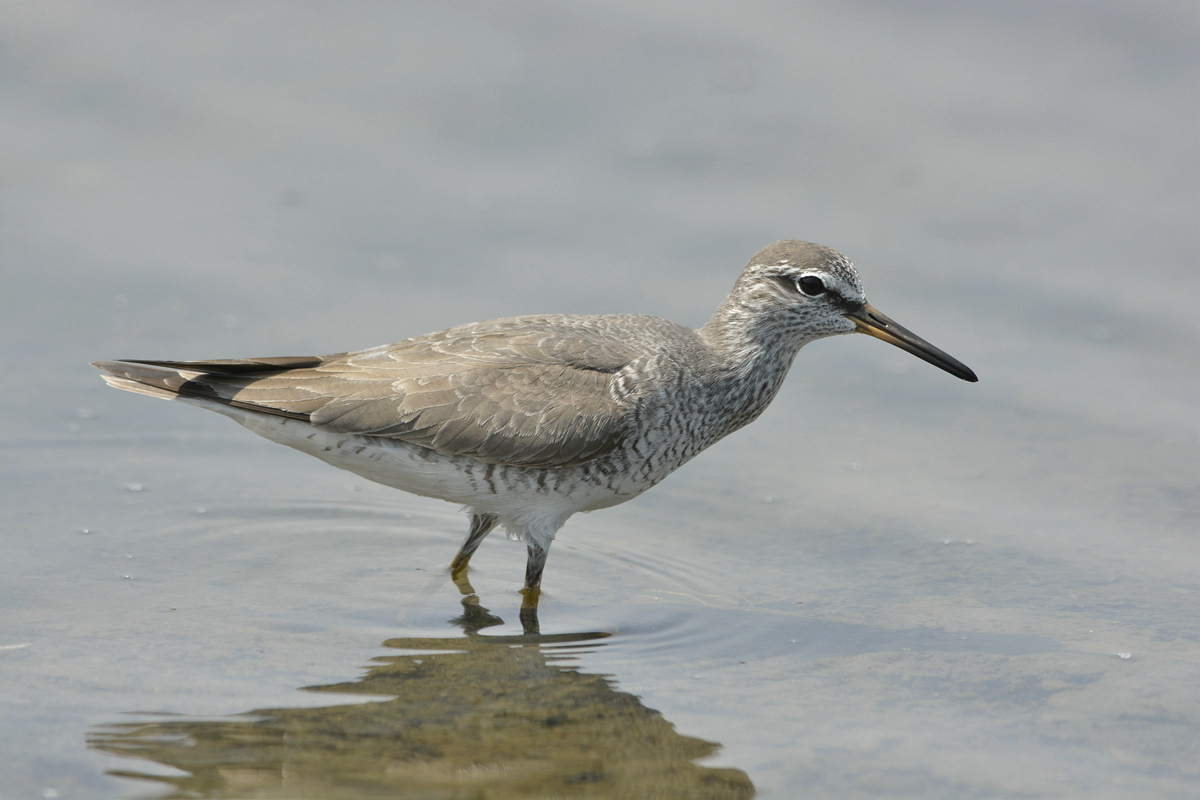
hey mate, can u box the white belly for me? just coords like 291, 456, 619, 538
202, 400, 644, 547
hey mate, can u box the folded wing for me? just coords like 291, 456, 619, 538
93, 317, 646, 469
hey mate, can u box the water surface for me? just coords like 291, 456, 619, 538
2, 3, 1197, 798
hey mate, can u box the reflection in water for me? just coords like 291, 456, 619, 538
88, 584, 753, 799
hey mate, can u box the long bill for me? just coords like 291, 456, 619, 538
846, 304, 978, 383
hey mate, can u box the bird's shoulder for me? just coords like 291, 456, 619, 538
339, 313, 700, 373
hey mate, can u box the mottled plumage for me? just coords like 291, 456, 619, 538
93, 241, 976, 613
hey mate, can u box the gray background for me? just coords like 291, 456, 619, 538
2, 2, 1197, 798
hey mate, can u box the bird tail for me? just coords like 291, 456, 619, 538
91, 357, 322, 417
91, 360, 207, 401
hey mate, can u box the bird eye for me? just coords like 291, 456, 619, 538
796, 276, 826, 296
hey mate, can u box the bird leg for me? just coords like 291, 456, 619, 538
518, 541, 549, 634
448, 513, 505, 632
449, 512, 498, 581
520, 541, 549, 607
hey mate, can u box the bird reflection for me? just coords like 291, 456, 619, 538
88, 590, 754, 799
450, 562, 539, 635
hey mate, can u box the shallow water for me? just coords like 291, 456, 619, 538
3, 3, 1198, 798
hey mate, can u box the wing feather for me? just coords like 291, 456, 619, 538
92, 315, 682, 468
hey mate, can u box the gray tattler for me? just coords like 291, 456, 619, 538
93, 240, 977, 618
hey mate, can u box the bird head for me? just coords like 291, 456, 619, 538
728, 240, 978, 382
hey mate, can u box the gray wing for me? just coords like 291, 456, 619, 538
94, 316, 654, 468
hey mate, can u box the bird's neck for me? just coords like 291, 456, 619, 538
698, 299, 805, 373
693, 301, 807, 438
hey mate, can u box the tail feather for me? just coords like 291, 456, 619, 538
97, 373, 182, 401
91, 360, 213, 399
120, 356, 322, 375
90, 360, 308, 420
